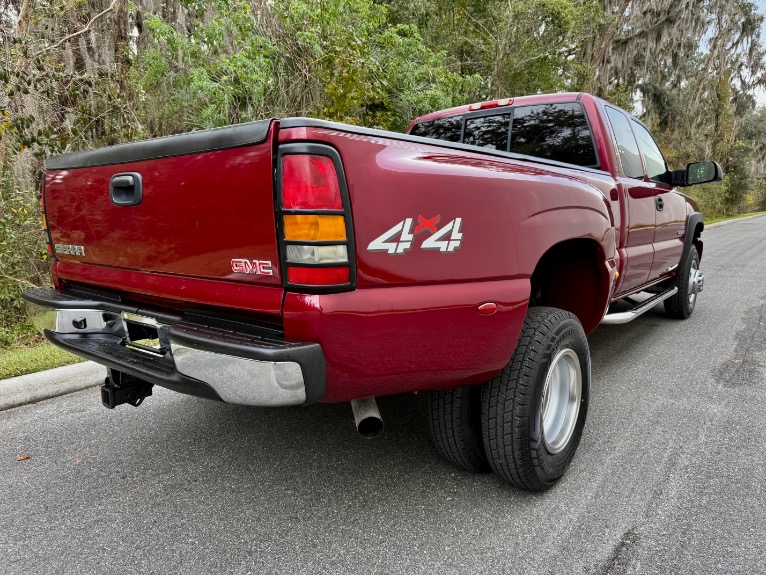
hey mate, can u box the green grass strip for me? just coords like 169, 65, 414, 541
705, 211, 766, 225
0, 342, 82, 380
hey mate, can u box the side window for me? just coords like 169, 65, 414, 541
409, 116, 462, 143
464, 114, 510, 151
604, 107, 644, 179
510, 103, 598, 167
631, 121, 669, 184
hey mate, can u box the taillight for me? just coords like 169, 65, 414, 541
41, 179, 55, 260
277, 144, 355, 291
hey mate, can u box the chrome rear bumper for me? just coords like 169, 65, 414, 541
23, 287, 326, 406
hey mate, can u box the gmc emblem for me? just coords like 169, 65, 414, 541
231, 259, 274, 276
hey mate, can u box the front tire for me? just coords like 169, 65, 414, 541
481, 307, 590, 491
664, 245, 702, 319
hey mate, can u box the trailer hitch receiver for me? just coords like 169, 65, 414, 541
101, 369, 153, 409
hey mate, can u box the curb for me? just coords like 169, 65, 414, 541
0, 361, 105, 411
706, 213, 766, 229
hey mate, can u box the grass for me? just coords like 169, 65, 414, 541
0, 341, 82, 380
705, 210, 766, 225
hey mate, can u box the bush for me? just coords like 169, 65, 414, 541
0, 163, 49, 344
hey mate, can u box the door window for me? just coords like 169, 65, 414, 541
604, 107, 644, 179
631, 121, 670, 184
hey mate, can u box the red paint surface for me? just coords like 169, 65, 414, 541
55, 261, 284, 316
283, 280, 529, 402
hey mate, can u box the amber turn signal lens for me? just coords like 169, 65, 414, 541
283, 215, 346, 241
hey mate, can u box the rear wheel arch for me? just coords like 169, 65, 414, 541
529, 238, 611, 334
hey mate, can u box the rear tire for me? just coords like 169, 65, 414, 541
481, 307, 590, 491
428, 385, 490, 473
664, 245, 701, 319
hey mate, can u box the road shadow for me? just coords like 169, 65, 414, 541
120, 303, 682, 501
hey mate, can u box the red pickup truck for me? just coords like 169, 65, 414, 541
24, 92, 720, 491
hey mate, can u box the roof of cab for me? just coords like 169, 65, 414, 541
407, 92, 591, 132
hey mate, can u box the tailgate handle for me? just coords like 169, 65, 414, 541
110, 173, 143, 206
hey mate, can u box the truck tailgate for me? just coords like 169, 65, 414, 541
44, 120, 283, 314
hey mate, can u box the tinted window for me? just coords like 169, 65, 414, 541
409, 116, 462, 142
632, 120, 669, 183
510, 103, 598, 167
605, 107, 644, 179
464, 114, 510, 151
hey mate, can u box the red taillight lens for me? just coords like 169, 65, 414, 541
282, 155, 342, 210
287, 266, 349, 286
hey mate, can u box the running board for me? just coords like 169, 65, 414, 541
600, 287, 678, 325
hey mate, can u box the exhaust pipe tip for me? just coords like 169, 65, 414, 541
356, 415, 384, 439
351, 398, 384, 439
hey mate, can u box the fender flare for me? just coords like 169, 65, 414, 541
682, 212, 704, 263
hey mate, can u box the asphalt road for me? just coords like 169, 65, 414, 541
2, 217, 766, 575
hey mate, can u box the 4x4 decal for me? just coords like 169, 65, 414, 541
368, 215, 463, 254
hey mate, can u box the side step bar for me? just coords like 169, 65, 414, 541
601, 287, 678, 325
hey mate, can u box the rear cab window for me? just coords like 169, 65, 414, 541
510, 103, 598, 167
464, 114, 511, 150
409, 116, 462, 142
409, 101, 599, 169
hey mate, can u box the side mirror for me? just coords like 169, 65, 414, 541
672, 161, 724, 187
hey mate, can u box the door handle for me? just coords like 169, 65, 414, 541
655, 196, 664, 211
110, 173, 143, 206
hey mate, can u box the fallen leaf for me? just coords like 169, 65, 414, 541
16, 454, 30, 461
73, 459, 81, 465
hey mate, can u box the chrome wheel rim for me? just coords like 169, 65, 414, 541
540, 348, 582, 454
688, 260, 699, 308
